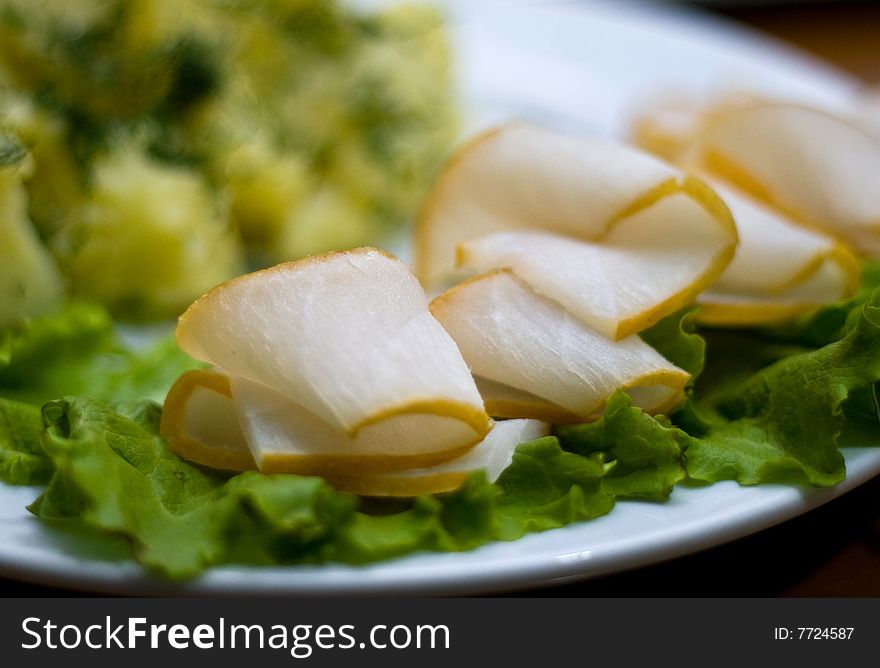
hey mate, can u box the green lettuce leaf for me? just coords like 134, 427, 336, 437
640, 307, 705, 378
0, 302, 202, 487
639, 307, 711, 444
492, 437, 612, 539
0, 397, 52, 485
685, 291, 880, 485
0, 302, 112, 379
0, 302, 200, 406
31, 397, 350, 576
29, 396, 621, 578
555, 391, 689, 500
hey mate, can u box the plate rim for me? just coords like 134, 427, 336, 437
2, 448, 878, 596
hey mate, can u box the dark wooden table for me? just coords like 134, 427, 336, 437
2, 1, 879, 598
717, 0, 880, 85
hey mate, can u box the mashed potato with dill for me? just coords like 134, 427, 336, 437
0, 0, 456, 319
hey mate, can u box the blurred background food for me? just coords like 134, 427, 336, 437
2, 0, 878, 325
0, 0, 456, 320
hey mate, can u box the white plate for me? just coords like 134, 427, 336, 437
2, 0, 878, 595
